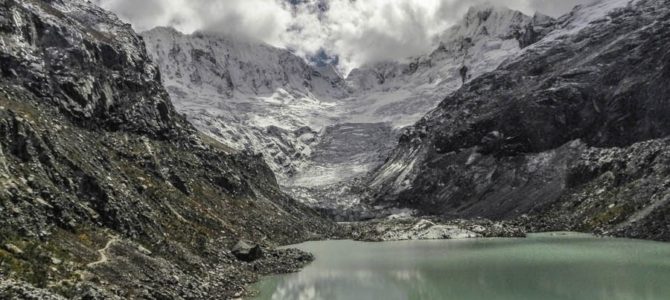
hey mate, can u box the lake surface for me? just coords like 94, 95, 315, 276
252, 233, 670, 300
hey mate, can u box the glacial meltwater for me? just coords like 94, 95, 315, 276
252, 233, 670, 300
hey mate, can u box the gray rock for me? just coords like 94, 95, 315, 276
231, 240, 264, 262
4, 243, 23, 255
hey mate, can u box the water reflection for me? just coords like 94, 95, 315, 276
254, 235, 670, 300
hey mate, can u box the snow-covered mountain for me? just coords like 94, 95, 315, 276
341, 4, 555, 128
141, 4, 555, 213
368, 0, 641, 204
142, 27, 348, 180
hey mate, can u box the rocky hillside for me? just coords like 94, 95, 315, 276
0, 0, 333, 298
368, 0, 670, 241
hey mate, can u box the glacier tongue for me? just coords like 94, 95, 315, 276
141, 5, 555, 216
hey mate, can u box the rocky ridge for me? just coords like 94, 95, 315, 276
369, 0, 670, 241
0, 0, 335, 298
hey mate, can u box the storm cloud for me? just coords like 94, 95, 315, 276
95, 0, 594, 73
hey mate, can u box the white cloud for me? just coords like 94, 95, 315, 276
299, 0, 454, 72
95, 0, 592, 73
95, 0, 292, 44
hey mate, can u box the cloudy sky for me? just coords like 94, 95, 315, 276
96, 0, 593, 72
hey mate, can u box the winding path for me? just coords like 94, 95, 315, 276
87, 236, 120, 268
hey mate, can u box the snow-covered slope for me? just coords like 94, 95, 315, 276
282, 4, 556, 210
142, 27, 348, 180
141, 4, 555, 213
341, 4, 555, 128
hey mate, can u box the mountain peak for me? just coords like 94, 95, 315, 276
143, 26, 182, 35
464, 2, 498, 16
451, 3, 528, 40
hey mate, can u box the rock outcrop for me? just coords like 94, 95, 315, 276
232, 240, 264, 262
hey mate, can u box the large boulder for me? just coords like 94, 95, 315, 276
231, 240, 264, 262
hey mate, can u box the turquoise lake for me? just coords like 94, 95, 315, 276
252, 233, 670, 300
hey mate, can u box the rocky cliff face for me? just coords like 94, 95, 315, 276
0, 0, 333, 298
0, 0, 177, 137
369, 0, 670, 241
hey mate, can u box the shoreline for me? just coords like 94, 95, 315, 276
244, 217, 670, 297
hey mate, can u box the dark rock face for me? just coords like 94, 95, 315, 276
515, 13, 556, 48
369, 0, 670, 241
0, 0, 178, 138
524, 138, 670, 241
0, 0, 335, 298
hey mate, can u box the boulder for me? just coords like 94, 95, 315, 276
231, 240, 263, 262
4, 243, 23, 255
